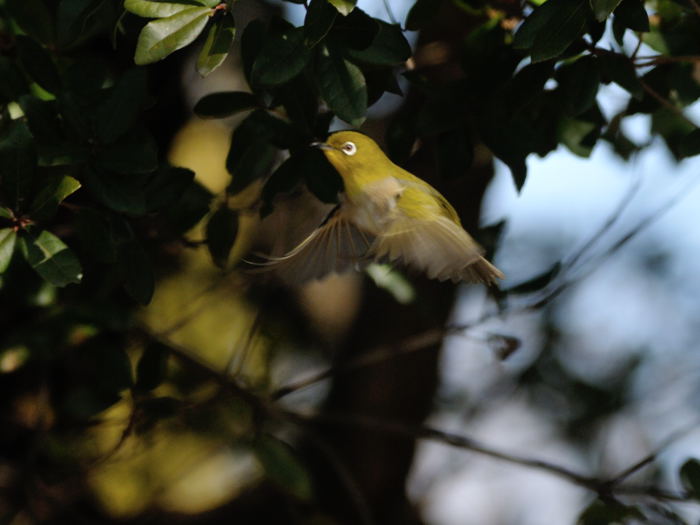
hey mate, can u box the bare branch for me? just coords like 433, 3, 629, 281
638, 78, 698, 128
286, 410, 696, 503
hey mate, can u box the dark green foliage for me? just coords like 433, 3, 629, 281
2, 1, 700, 521
206, 204, 238, 267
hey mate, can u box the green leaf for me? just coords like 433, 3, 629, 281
317, 46, 367, 126
15, 36, 62, 94
597, 52, 642, 100
134, 6, 212, 65
680, 459, 700, 498
405, 0, 443, 31
95, 127, 159, 174
304, 0, 337, 47
0, 57, 29, 104
613, 0, 649, 32
118, 240, 154, 304
261, 154, 305, 215
135, 342, 169, 392
328, 8, 378, 50
304, 148, 342, 203
253, 434, 313, 501
0, 208, 12, 220
197, 13, 236, 77
57, 0, 113, 48
29, 175, 81, 222
75, 208, 118, 263
206, 205, 238, 268
84, 169, 148, 215
513, 0, 589, 62
0, 121, 37, 211
241, 19, 266, 86
19, 230, 83, 286
124, 0, 196, 18
577, 500, 644, 524
346, 20, 411, 66
6, 0, 54, 44
559, 117, 597, 157
227, 141, 277, 195
652, 107, 695, 160
251, 27, 311, 87
96, 68, 149, 144
161, 180, 212, 233
556, 55, 600, 116
144, 166, 196, 212
194, 91, 258, 118
0, 229, 17, 273
589, 0, 621, 22
680, 129, 700, 158
328, 0, 356, 16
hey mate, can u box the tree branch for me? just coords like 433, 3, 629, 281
285, 410, 696, 503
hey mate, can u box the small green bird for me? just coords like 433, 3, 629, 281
263, 131, 503, 285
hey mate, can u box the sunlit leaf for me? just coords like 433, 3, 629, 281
134, 6, 212, 65
197, 12, 236, 77
124, 0, 197, 18
328, 0, 356, 16
0, 229, 17, 273
29, 175, 81, 221
19, 230, 83, 286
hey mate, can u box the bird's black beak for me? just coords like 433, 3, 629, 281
311, 141, 334, 151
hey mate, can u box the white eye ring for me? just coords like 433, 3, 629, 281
341, 141, 357, 156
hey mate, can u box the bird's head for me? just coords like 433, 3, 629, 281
312, 131, 390, 178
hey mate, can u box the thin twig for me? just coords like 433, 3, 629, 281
560, 178, 642, 275
606, 421, 700, 486
286, 410, 695, 502
638, 78, 698, 128
382, 0, 398, 25
271, 327, 445, 399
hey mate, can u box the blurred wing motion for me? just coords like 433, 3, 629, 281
371, 213, 504, 285
252, 206, 375, 284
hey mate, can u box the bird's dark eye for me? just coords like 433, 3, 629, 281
341, 142, 357, 156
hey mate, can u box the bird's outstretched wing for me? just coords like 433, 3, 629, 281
251, 205, 375, 284
371, 204, 504, 285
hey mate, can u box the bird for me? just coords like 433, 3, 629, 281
258, 131, 504, 285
